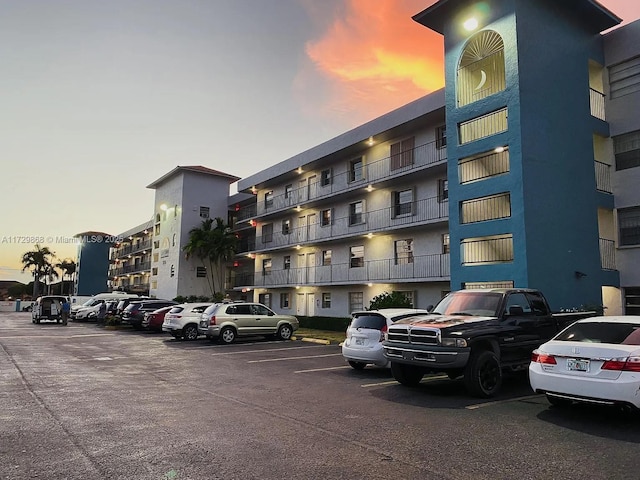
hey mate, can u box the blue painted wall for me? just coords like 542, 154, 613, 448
75, 240, 112, 296
431, 0, 617, 310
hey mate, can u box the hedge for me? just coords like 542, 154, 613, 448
297, 316, 350, 332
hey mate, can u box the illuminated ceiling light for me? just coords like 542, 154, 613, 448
366, 136, 375, 146
295, 206, 302, 212
297, 167, 303, 174
367, 283, 373, 287
143, 229, 148, 234
295, 245, 302, 250
366, 185, 373, 192
295, 286, 300, 290
251, 186, 257, 194
494, 146, 506, 153
463, 18, 479, 31
367, 233, 373, 239
160, 204, 168, 211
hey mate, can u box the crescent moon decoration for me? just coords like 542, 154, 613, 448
475, 70, 487, 90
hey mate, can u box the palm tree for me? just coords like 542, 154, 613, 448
183, 217, 237, 297
55, 258, 76, 295
21, 244, 56, 298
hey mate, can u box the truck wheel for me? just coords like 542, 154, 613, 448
348, 361, 366, 370
391, 362, 423, 387
464, 350, 502, 398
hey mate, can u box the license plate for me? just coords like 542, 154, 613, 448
355, 338, 365, 346
567, 358, 590, 372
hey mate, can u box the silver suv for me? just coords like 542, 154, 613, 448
198, 302, 299, 344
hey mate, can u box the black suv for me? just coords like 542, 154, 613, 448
122, 300, 177, 329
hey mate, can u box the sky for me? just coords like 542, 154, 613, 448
1, 0, 639, 284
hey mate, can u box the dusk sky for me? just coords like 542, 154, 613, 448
2, 0, 639, 284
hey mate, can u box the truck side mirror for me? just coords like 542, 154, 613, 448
508, 305, 524, 316
426, 304, 434, 312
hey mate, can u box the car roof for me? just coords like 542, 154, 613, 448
573, 315, 640, 324
351, 308, 431, 318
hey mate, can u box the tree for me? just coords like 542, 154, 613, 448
183, 217, 237, 298
368, 291, 413, 310
21, 244, 56, 298
55, 258, 76, 295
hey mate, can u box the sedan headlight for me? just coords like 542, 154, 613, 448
440, 337, 468, 348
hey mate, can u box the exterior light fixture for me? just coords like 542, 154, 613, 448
367, 136, 375, 146
296, 245, 302, 250
295, 286, 300, 290
367, 233, 373, 239
295, 206, 302, 212
251, 187, 257, 194
297, 167, 303, 174
463, 18, 479, 31
366, 185, 373, 192
367, 283, 373, 287
160, 204, 168, 211
494, 146, 506, 153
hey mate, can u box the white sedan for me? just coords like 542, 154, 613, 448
341, 308, 430, 369
529, 316, 640, 410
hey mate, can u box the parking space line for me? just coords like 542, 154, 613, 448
465, 394, 541, 410
247, 353, 342, 363
294, 366, 351, 373
209, 345, 329, 356
361, 375, 448, 388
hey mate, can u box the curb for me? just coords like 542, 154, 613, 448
292, 336, 331, 345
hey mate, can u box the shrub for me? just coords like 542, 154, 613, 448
297, 316, 350, 332
368, 291, 412, 310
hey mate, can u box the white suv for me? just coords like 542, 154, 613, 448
198, 302, 299, 344
162, 303, 212, 340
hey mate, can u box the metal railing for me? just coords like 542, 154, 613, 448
111, 261, 152, 276
594, 161, 612, 193
237, 139, 447, 222
231, 253, 450, 288
461, 235, 513, 265
590, 88, 606, 121
599, 238, 616, 271
110, 239, 152, 260
239, 196, 448, 254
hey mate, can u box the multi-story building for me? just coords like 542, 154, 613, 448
108, 221, 154, 295
146, 165, 240, 301
73, 231, 115, 296
233, 0, 640, 317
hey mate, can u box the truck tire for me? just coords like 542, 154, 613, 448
391, 362, 423, 387
464, 350, 502, 398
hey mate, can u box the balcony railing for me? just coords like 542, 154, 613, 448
232, 253, 450, 288
110, 239, 153, 260
111, 261, 152, 276
594, 161, 612, 194
239, 196, 448, 254
237, 139, 447, 222
590, 88, 606, 121
599, 238, 616, 271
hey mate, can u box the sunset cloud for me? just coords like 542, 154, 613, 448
297, 0, 443, 125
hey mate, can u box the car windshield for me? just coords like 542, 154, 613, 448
350, 314, 386, 330
555, 322, 640, 345
433, 292, 501, 316
82, 299, 99, 307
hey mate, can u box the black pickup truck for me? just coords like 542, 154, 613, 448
383, 288, 595, 397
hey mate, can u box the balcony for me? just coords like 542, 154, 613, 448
599, 238, 616, 271
594, 161, 612, 194
590, 88, 606, 121
233, 253, 450, 288
240, 196, 448, 254
110, 239, 152, 260
237, 139, 446, 222
111, 261, 152, 276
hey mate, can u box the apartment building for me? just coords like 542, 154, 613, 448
232, 0, 640, 317
108, 221, 153, 295
73, 231, 115, 296
146, 166, 240, 301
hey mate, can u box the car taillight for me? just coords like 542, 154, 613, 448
531, 350, 557, 364
602, 356, 640, 372
379, 324, 388, 342
209, 315, 216, 326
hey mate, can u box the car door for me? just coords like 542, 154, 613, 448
499, 292, 540, 362
225, 304, 255, 336
251, 304, 278, 333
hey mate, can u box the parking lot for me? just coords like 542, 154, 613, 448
1, 312, 639, 480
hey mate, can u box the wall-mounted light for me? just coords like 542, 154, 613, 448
251, 186, 257, 194
295, 206, 302, 212
295, 286, 300, 290
367, 283, 373, 287
160, 204, 168, 211
366, 185, 373, 192
463, 17, 479, 31
367, 136, 375, 146
494, 146, 506, 153
297, 167, 303, 174
367, 233, 373, 239
295, 245, 302, 250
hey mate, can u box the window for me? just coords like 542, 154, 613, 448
153, 241, 160, 249
285, 184, 293, 199
457, 30, 506, 107
284, 256, 291, 270
349, 158, 364, 183
350, 245, 364, 268
262, 258, 272, 275
200, 206, 210, 219
280, 293, 290, 309
442, 234, 450, 254
614, 130, 640, 171
390, 137, 415, 170
625, 287, 640, 315
155, 224, 160, 235
322, 250, 332, 266
152, 267, 158, 275
196, 266, 207, 278
321, 169, 332, 186
262, 223, 273, 244
258, 293, 271, 308
618, 206, 640, 246
321, 208, 332, 226
172, 233, 177, 246
282, 219, 291, 235
609, 57, 640, 100
436, 125, 447, 149
174, 205, 178, 217
394, 239, 414, 265
505, 293, 532, 314
322, 293, 331, 308
170, 265, 175, 277
349, 201, 364, 225
438, 179, 449, 202
393, 189, 413, 217
264, 191, 274, 209
349, 292, 364, 313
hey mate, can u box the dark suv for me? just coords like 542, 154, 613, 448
122, 300, 177, 329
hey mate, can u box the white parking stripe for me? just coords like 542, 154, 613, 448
209, 345, 329, 356
247, 353, 342, 363
294, 366, 351, 373
465, 394, 541, 410
361, 375, 449, 388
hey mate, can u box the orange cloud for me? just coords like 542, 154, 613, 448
298, 0, 443, 125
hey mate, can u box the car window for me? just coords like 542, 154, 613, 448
251, 305, 271, 316
505, 293, 532, 314
190, 306, 208, 313
168, 306, 184, 314
350, 313, 386, 330
525, 292, 548, 315
234, 305, 252, 315
555, 322, 640, 344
